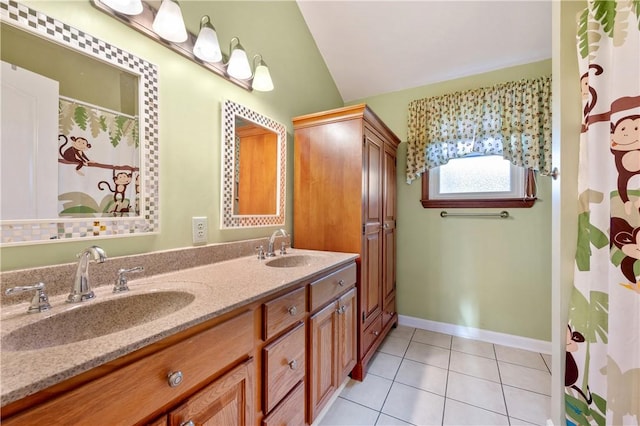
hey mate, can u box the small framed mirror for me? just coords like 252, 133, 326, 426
220, 100, 286, 228
0, 0, 159, 245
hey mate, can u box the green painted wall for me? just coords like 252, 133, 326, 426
0, 1, 343, 271
352, 60, 553, 341
1, 1, 579, 347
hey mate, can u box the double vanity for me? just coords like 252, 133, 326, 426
1, 246, 358, 425
0, 2, 401, 424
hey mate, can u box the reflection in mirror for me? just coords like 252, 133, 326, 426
0, 0, 159, 245
221, 100, 286, 228
234, 117, 278, 215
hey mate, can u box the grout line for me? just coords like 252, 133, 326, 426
494, 343, 512, 425
440, 344, 453, 425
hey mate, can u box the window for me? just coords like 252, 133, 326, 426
421, 154, 536, 208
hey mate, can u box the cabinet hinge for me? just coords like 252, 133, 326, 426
362, 224, 365, 235
362, 311, 365, 323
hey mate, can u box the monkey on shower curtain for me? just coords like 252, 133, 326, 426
566, 2, 640, 425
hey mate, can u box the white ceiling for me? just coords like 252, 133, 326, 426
296, 1, 552, 102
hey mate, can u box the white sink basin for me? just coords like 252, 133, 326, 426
1, 291, 195, 352
264, 255, 316, 268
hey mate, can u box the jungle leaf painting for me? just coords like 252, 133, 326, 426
59, 98, 138, 148
73, 105, 89, 131
575, 190, 608, 271
566, 391, 607, 426
578, 7, 603, 60
575, 212, 609, 271
569, 288, 609, 345
593, 1, 617, 36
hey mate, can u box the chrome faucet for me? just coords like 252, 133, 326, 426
267, 229, 288, 257
67, 245, 107, 303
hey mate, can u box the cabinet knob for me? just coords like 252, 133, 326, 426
180, 421, 195, 426
167, 371, 184, 387
338, 279, 345, 287
288, 359, 298, 370
337, 305, 346, 314
288, 306, 298, 316
372, 330, 380, 336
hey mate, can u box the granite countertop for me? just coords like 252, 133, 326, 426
0, 249, 358, 406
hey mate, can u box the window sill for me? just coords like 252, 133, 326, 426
420, 198, 537, 209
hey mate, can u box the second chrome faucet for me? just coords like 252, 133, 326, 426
267, 229, 289, 257
67, 245, 107, 303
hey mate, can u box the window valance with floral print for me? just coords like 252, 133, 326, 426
406, 75, 552, 184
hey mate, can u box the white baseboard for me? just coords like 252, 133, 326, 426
398, 314, 552, 354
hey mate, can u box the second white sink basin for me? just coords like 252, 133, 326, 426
264, 255, 316, 268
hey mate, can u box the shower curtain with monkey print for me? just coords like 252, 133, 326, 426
566, 2, 640, 425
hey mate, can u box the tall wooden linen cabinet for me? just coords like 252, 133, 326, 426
293, 104, 400, 383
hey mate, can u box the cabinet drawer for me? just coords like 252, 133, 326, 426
263, 323, 306, 414
262, 381, 305, 426
263, 286, 306, 340
382, 295, 396, 329
3, 311, 254, 426
309, 262, 356, 312
362, 313, 382, 357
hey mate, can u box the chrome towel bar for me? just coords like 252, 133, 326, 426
440, 210, 509, 218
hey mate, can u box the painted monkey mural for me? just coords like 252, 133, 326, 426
610, 114, 640, 215
58, 134, 92, 175
580, 64, 604, 125
611, 217, 640, 284
566, 325, 593, 404
98, 169, 133, 215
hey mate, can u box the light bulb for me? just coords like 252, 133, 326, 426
101, 0, 143, 15
227, 39, 252, 80
252, 61, 274, 92
193, 16, 222, 63
152, 0, 188, 43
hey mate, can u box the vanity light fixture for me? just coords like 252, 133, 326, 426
100, 0, 142, 15
92, 0, 274, 92
226, 37, 252, 80
193, 16, 222, 63
252, 55, 274, 92
152, 0, 188, 43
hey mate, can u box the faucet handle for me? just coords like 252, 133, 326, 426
255, 245, 266, 260
113, 266, 144, 293
5, 282, 52, 314
280, 241, 289, 255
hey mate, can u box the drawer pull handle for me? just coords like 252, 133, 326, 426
338, 279, 345, 287
167, 371, 184, 387
372, 330, 380, 336
181, 421, 195, 426
288, 306, 298, 316
288, 359, 298, 370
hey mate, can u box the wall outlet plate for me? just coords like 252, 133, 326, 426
192, 217, 207, 244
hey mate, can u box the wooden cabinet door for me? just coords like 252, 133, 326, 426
382, 142, 397, 328
168, 359, 254, 426
308, 302, 337, 423
362, 126, 383, 329
337, 288, 357, 381
293, 119, 363, 254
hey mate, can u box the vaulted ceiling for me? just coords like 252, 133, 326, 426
296, 1, 552, 102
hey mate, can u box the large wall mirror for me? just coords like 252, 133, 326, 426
221, 100, 286, 228
0, 0, 159, 245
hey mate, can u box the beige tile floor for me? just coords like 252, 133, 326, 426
319, 325, 552, 426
